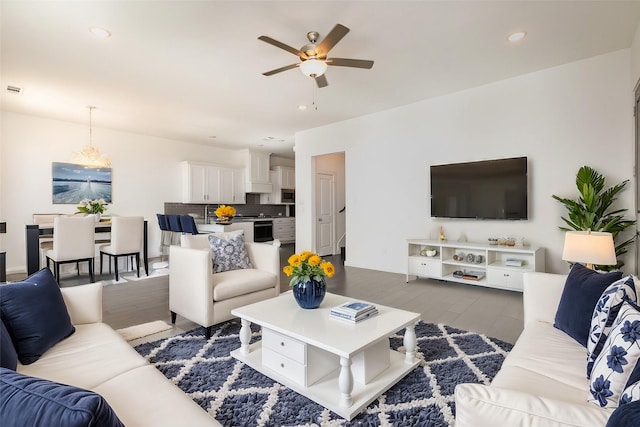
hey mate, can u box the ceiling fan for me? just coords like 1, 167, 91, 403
258, 24, 374, 88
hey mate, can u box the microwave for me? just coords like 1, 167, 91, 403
281, 189, 295, 204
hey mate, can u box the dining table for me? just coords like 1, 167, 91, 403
25, 220, 148, 277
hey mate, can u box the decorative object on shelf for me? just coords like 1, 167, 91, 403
506, 237, 516, 247
283, 251, 335, 309
458, 232, 468, 242
475, 254, 484, 264
453, 252, 465, 262
562, 230, 617, 270
214, 205, 236, 223
71, 106, 111, 168
439, 226, 446, 241
488, 238, 498, 246
466, 253, 476, 263
421, 247, 438, 257
552, 165, 636, 270
76, 198, 107, 222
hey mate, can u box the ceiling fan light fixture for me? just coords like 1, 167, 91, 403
299, 58, 327, 77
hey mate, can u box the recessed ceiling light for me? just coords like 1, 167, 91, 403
298, 105, 307, 111
507, 31, 526, 42
89, 27, 111, 38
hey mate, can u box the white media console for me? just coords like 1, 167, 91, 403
406, 239, 545, 292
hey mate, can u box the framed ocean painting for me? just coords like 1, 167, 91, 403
52, 162, 112, 204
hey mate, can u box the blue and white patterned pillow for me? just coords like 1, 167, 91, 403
587, 276, 637, 378
589, 300, 640, 408
208, 232, 253, 273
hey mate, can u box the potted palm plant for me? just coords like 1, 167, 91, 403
552, 165, 636, 270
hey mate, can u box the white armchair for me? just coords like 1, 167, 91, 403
169, 234, 280, 338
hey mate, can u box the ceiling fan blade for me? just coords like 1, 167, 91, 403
327, 58, 374, 69
258, 36, 307, 59
262, 63, 299, 76
315, 74, 328, 88
315, 24, 350, 58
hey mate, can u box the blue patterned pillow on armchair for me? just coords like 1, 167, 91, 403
208, 232, 253, 273
587, 276, 637, 378
589, 299, 640, 408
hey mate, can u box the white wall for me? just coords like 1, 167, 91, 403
0, 111, 246, 273
295, 49, 635, 275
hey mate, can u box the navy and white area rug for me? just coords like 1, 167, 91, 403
135, 321, 512, 426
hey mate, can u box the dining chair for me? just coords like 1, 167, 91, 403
32, 213, 62, 268
166, 214, 182, 245
179, 215, 199, 235
99, 216, 144, 281
45, 216, 96, 283
156, 214, 170, 261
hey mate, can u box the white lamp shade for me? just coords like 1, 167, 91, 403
562, 231, 617, 266
299, 58, 327, 77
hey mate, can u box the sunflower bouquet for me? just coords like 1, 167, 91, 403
214, 205, 236, 221
283, 251, 335, 287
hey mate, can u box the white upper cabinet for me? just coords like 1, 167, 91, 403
221, 167, 246, 204
182, 162, 221, 203
279, 166, 295, 189
244, 150, 273, 193
182, 161, 245, 204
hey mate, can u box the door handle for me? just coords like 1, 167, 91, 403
318, 218, 322, 222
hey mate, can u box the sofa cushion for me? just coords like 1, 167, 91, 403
93, 365, 219, 427
0, 367, 124, 427
208, 232, 253, 273
0, 268, 75, 365
212, 268, 277, 301
18, 323, 147, 390
589, 300, 640, 408
588, 276, 637, 378
554, 263, 622, 347
0, 319, 18, 370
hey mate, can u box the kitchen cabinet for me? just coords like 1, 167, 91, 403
273, 217, 295, 243
182, 162, 245, 204
406, 239, 545, 292
277, 166, 295, 189
261, 167, 295, 205
221, 167, 246, 204
182, 162, 220, 203
244, 150, 273, 193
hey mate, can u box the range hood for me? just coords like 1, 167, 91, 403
244, 149, 273, 194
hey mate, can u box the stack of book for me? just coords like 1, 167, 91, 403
330, 301, 378, 323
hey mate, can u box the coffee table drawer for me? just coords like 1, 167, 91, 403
263, 347, 306, 386
262, 328, 306, 363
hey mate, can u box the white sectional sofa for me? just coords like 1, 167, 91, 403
455, 272, 618, 426
16, 282, 221, 427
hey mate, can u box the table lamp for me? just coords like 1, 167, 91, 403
562, 230, 617, 269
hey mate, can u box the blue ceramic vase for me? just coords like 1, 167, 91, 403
292, 279, 326, 309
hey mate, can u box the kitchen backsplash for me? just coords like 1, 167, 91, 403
164, 199, 287, 221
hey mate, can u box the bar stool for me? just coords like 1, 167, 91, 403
166, 215, 182, 245
179, 215, 199, 235
156, 214, 170, 261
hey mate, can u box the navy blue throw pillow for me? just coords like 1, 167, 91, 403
554, 263, 623, 347
0, 318, 18, 370
0, 268, 75, 365
0, 368, 124, 427
606, 400, 640, 427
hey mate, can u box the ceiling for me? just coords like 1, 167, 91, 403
2, 1, 640, 158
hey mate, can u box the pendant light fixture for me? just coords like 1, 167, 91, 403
72, 106, 112, 168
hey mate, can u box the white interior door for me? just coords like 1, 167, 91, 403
316, 172, 334, 256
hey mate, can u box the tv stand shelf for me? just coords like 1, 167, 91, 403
406, 239, 545, 292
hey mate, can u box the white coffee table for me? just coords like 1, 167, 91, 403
230, 292, 420, 420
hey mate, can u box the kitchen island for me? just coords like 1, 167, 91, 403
197, 221, 254, 242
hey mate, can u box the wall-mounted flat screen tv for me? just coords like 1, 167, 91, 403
430, 156, 528, 220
